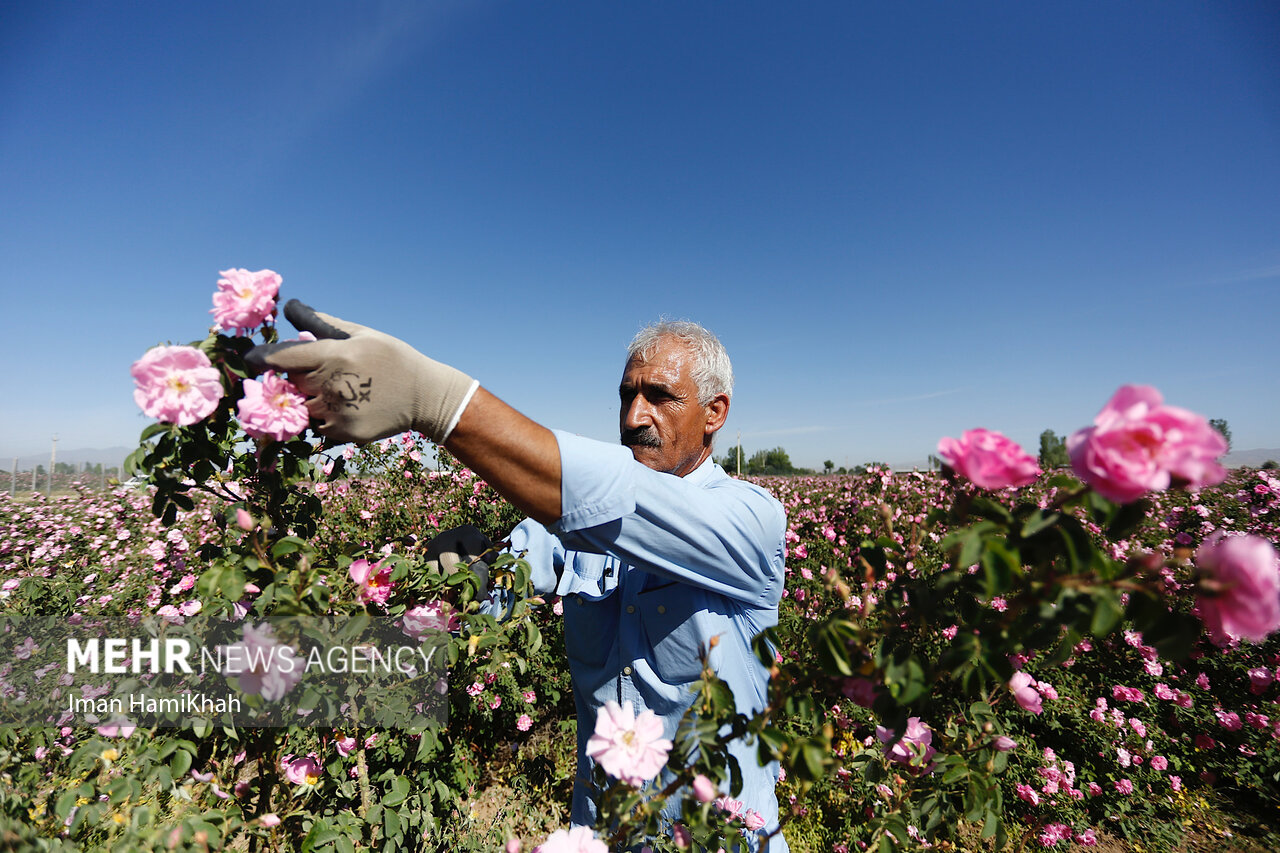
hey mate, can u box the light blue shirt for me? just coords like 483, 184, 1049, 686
506, 430, 789, 851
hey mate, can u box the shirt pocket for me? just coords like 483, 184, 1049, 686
637, 581, 707, 686
562, 553, 620, 671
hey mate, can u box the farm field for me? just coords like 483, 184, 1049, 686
0, 445, 1278, 852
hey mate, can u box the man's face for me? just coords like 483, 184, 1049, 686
619, 336, 723, 477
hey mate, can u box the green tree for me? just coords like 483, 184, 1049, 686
1209, 418, 1232, 451
745, 446, 796, 476
1038, 429, 1070, 469
823, 460, 834, 475
716, 444, 746, 473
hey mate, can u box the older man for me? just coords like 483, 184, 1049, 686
249, 302, 788, 850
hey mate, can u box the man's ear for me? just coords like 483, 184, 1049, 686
704, 394, 730, 436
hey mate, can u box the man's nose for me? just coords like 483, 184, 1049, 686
622, 395, 652, 429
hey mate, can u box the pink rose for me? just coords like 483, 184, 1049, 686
993, 736, 1018, 752
131, 345, 224, 426
223, 622, 302, 701
691, 773, 718, 803
876, 717, 937, 771
282, 752, 322, 786
259, 813, 281, 827
715, 795, 745, 819
936, 428, 1040, 489
237, 371, 309, 442
743, 809, 766, 832
1009, 672, 1043, 715
1066, 385, 1227, 503
211, 268, 281, 333
1194, 533, 1280, 642
402, 601, 459, 639
516, 714, 533, 732
534, 826, 607, 853
840, 676, 879, 708
585, 700, 673, 787
1114, 778, 1133, 795
335, 736, 356, 757
349, 558, 394, 608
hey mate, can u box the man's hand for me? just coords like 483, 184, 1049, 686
425, 525, 496, 593
246, 300, 478, 444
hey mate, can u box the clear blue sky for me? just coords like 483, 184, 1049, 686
3, 1, 1278, 470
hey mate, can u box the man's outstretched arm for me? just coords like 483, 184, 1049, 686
247, 300, 561, 524
445, 387, 561, 525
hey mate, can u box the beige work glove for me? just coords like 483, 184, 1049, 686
424, 525, 495, 593
246, 300, 478, 444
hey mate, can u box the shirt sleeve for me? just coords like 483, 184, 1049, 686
547, 430, 786, 607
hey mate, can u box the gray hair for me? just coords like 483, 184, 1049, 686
627, 319, 734, 405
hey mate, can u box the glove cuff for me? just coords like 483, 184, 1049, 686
409, 354, 479, 444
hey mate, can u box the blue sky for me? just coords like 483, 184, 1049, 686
2, 1, 1278, 470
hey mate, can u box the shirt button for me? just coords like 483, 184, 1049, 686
623, 666, 633, 676
575, 597, 584, 606
626, 604, 636, 614
657, 605, 666, 614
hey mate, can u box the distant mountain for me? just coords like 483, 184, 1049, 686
1222, 448, 1280, 469
4, 446, 134, 471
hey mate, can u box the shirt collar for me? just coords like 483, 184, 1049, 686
682, 454, 722, 487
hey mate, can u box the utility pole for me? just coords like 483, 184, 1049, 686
9, 457, 14, 496
49, 435, 58, 496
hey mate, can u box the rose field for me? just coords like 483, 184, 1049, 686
1, 449, 1277, 852
1, 273, 1278, 853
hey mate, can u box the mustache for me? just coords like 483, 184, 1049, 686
621, 426, 662, 449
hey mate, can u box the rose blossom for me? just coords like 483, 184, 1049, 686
1009, 672, 1043, 715
131, 345, 224, 426
692, 773, 718, 803
349, 558, 394, 608
715, 795, 745, 819
1066, 385, 1227, 503
1194, 532, 1280, 642
534, 826, 607, 853
224, 622, 302, 701
237, 371, 309, 442
282, 752, 322, 786
936, 428, 1040, 490
584, 700, 673, 787
335, 736, 356, 757
211, 268, 281, 333
401, 601, 459, 639
516, 714, 533, 732
876, 717, 937, 771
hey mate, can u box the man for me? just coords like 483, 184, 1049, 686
249, 301, 788, 850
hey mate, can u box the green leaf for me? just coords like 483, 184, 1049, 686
302, 821, 339, 853
170, 749, 192, 778
1090, 590, 1124, 637
1020, 509, 1060, 538
383, 775, 411, 807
